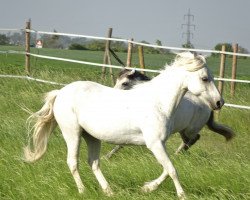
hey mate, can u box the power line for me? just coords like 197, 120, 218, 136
182, 9, 195, 45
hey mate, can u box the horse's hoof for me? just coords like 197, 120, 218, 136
78, 187, 85, 194
103, 187, 114, 197
178, 192, 186, 200
141, 181, 158, 193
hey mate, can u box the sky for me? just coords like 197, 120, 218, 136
1, 0, 250, 51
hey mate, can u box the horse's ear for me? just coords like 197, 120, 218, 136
192, 51, 198, 57
118, 68, 131, 77
192, 52, 209, 58
127, 69, 136, 77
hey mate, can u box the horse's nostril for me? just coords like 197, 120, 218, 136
216, 100, 224, 108
216, 101, 221, 108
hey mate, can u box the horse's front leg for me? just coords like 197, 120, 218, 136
144, 139, 186, 200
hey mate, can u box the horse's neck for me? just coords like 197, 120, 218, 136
153, 69, 187, 117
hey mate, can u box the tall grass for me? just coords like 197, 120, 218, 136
0, 47, 249, 199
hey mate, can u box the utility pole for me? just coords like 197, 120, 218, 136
182, 9, 195, 47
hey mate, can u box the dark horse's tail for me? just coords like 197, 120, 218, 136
206, 111, 235, 140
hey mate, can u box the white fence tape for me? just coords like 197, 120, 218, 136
0, 74, 65, 85
1, 27, 250, 57
0, 50, 25, 54
1, 74, 249, 110
214, 77, 250, 84
0, 28, 23, 32
224, 103, 250, 110
25, 29, 250, 58
27, 52, 160, 73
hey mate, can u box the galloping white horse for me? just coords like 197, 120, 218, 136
24, 52, 224, 199
104, 68, 234, 158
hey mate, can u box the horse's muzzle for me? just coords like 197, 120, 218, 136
215, 99, 224, 110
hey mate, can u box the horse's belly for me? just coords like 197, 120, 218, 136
78, 109, 145, 145
93, 131, 145, 145
82, 120, 145, 145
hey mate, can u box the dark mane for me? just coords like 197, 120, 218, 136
118, 69, 151, 81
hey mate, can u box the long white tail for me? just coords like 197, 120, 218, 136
24, 90, 59, 162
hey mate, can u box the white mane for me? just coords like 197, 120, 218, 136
166, 52, 206, 72
132, 52, 207, 90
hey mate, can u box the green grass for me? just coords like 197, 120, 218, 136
0, 46, 250, 199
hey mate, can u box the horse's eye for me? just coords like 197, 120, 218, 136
122, 82, 129, 86
202, 77, 208, 82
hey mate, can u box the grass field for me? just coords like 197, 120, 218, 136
0, 46, 250, 199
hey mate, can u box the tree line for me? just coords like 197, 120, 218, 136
0, 31, 248, 56
0, 31, 168, 54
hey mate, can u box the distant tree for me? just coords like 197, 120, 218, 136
182, 43, 194, 49
238, 45, 249, 54
212, 43, 233, 57
52, 29, 59, 40
156, 39, 162, 46
69, 43, 87, 50
58, 36, 72, 49
86, 41, 105, 51
110, 41, 127, 52
236, 45, 249, 59
155, 39, 162, 53
0, 34, 10, 45
41, 29, 62, 48
155, 39, 169, 54
9, 32, 20, 45
71, 37, 87, 45
212, 43, 249, 58
139, 40, 160, 54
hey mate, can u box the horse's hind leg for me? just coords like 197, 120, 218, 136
83, 133, 113, 196
175, 131, 200, 154
104, 145, 123, 159
175, 132, 190, 154
185, 134, 200, 150
60, 126, 84, 193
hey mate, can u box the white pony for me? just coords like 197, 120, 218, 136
104, 68, 234, 158
24, 52, 223, 199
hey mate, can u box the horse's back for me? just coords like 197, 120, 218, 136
54, 81, 104, 111
54, 81, 124, 116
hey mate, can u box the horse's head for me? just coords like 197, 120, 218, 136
114, 69, 151, 90
175, 52, 224, 110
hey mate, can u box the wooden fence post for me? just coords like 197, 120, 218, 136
25, 19, 31, 76
230, 43, 238, 96
138, 46, 145, 74
126, 38, 133, 67
102, 28, 115, 85
218, 45, 226, 94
